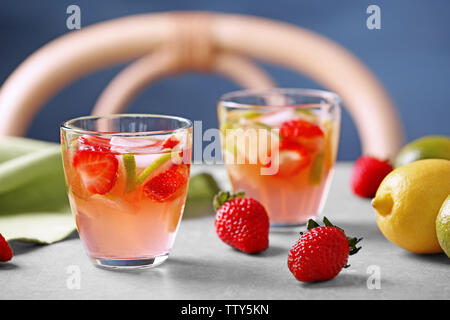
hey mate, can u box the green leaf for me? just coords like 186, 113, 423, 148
0, 136, 56, 163
307, 219, 320, 230
323, 216, 334, 227
348, 237, 363, 255
234, 190, 246, 198
0, 137, 75, 243
305, 216, 363, 256
0, 210, 74, 244
323, 216, 344, 232
213, 190, 246, 210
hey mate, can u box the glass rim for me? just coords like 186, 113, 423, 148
60, 113, 193, 137
218, 88, 341, 109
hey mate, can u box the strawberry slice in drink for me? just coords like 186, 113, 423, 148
73, 150, 119, 195
264, 138, 311, 177
277, 139, 311, 176
280, 119, 325, 152
143, 164, 189, 202
280, 119, 324, 138
162, 135, 180, 149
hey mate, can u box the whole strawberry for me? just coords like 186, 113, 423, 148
0, 233, 13, 262
214, 191, 269, 253
351, 155, 393, 198
288, 217, 361, 282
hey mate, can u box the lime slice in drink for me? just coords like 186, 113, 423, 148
309, 151, 325, 185
136, 152, 173, 185
122, 153, 137, 192
294, 108, 319, 123
222, 124, 278, 163
220, 121, 236, 136
240, 110, 262, 119
226, 109, 262, 121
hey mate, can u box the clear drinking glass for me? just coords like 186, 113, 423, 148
218, 89, 341, 227
61, 114, 192, 269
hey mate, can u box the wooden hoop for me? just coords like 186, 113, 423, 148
0, 11, 404, 158
92, 48, 275, 115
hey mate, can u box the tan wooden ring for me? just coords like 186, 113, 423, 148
92, 48, 276, 115
0, 11, 404, 158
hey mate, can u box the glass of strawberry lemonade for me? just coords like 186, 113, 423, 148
61, 114, 192, 269
218, 89, 341, 227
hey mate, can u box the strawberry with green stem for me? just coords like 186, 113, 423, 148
214, 191, 270, 254
288, 217, 362, 282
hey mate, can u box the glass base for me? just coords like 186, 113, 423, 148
270, 213, 322, 229
270, 222, 305, 228
269, 223, 307, 233
90, 253, 169, 270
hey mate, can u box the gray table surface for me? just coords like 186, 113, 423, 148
1, 163, 448, 300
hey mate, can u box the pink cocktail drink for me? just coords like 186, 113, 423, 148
61, 115, 192, 268
219, 89, 341, 226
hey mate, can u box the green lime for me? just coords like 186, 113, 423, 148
309, 151, 325, 185
122, 153, 136, 192
295, 109, 318, 122
184, 173, 221, 218
436, 195, 450, 258
253, 121, 275, 131
187, 173, 220, 201
240, 110, 262, 119
394, 135, 450, 168
136, 152, 172, 184
220, 121, 232, 132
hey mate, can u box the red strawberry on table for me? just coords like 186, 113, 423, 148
213, 191, 270, 254
351, 155, 393, 198
0, 233, 13, 262
143, 164, 189, 202
73, 150, 119, 195
288, 217, 362, 282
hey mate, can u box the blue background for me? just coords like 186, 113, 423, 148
0, 0, 449, 160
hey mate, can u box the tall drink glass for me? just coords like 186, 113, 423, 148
218, 89, 341, 227
61, 114, 192, 269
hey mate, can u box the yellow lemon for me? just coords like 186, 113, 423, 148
372, 159, 450, 253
